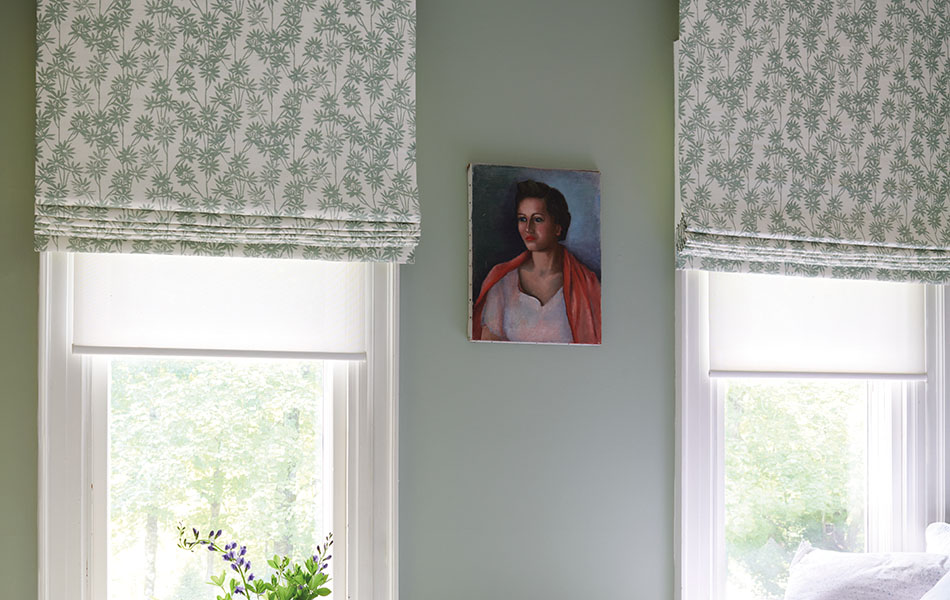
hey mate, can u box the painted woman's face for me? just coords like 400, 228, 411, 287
517, 197, 561, 252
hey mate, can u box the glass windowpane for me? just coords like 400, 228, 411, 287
107, 358, 327, 600
724, 380, 867, 600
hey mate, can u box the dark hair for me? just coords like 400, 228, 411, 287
514, 180, 571, 241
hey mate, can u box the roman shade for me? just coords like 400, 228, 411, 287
35, 0, 418, 262
676, 0, 949, 281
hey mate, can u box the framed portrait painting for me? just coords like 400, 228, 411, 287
468, 164, 602, 345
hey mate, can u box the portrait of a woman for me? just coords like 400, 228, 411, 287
470, 175, 601, 345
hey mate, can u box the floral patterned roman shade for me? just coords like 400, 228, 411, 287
676, 0, 949, 281
35, 0, 418, 262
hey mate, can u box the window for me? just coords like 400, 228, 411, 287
676, 271, 947, 600
39, 253, 399, 600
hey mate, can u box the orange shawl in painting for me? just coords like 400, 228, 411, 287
472, 247, 601, 344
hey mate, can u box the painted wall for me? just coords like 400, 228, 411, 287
0, 0, 38, 596
0, 0, 676, 597
402, 0, 676, 598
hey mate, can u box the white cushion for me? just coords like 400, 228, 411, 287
927, 522, 950, 555
783, 541, 950, 600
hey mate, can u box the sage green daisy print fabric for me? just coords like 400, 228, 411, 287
35, 0, 418, 262
677, 0, 950, 282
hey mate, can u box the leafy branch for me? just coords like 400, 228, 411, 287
178, 524, 333, 600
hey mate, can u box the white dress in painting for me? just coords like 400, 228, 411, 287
480, 270, 573, 343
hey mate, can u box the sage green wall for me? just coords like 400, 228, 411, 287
0, 0, 675, 596
0, 0, 38, 596
402, 0, 676, 598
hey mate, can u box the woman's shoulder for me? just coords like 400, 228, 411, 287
477, 252, 530, 303
485, 269, 518, 297
497, 269, 520, 288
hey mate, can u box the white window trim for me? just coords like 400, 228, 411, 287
38, 252, 399, 600
674, 269, 947, 600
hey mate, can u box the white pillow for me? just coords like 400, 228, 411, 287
921, 569, 950, 600
784, 541, 950, 600
927, 522, 950, 555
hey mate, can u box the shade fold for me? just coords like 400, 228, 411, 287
676, 0, 950, 281
35, 0, 419, 262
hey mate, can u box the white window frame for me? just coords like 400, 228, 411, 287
37, 252, 399, 600
674, 270, 947, 600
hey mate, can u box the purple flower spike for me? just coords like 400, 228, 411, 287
234, 586, 244, 595
231, 563, 239, 572
246, 561, 251, 570
208, 544, 216, 551
215, 529, 222, 538
312, 555, 319, 562
325, 555, 331, 561
240, 545, 247, 556
248, 573, 255, 581
192, 528, 199, 537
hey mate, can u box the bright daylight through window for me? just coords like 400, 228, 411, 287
677, 271, 946, 600
723, 379, 868, 599
106, 358, 328, 600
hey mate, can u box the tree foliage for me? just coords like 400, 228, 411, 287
109, 358, 326, 600
724, 380, 866, 599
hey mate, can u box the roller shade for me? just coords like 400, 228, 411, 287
708, 272, 925, 375
73, 253, 366, 357
676, 0, 950, 282
35, 0, 418, 262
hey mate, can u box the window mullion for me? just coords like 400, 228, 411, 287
676, 270, 724, 600
327, 360, 350, 600
901, 381, 929, 551
86, 356, 109, 600
712, 379, 726, 600
927, 285, 948, 532
867, 380, 931, 553
890, 382, 906, 551
866, 381, 887, 552
868, 381, 910, 552
346, 359, 368, 600
892, 381, 910, 552
39, 252, 88, 600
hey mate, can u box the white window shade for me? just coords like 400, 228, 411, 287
708, 272, 925, 375
72, 254, 366, 358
